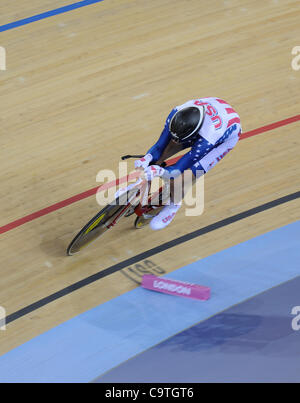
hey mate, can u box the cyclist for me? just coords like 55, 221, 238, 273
134, 97, 241, 230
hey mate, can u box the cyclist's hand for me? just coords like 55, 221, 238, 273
143, 165, 166, 181
134, 154, 153, 170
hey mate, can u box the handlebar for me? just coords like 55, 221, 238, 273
121, 154, 166, 168
121, 155, 144, 160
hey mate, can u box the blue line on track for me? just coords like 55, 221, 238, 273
0, 0, 105, 32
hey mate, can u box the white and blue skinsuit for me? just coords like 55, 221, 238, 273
147, 97, 242, 177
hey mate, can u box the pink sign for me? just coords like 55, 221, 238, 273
141, 274, 210, 301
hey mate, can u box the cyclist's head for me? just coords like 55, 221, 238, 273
169, 105, 205, 143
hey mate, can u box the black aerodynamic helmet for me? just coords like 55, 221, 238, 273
169, 105, 205, 143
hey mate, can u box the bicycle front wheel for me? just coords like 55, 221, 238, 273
67, 203, 126, 256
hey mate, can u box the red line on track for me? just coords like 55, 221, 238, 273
1, 114, 299, 235
240, 115, 300, 140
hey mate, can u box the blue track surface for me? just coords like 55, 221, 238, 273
0, 221, 299, 383
96, 276, 300, 383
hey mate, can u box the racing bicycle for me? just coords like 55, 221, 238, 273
66, 156, 169, 255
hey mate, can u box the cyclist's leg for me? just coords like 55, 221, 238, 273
150, 131, 239, 230
169, 173, 197, 204
191, 131, 239, 176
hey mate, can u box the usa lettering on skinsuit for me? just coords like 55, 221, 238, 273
0, 46, 6, 71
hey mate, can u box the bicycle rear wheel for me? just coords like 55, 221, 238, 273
134, 206, 164, 228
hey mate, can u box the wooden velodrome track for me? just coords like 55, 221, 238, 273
0, 0, 299, 356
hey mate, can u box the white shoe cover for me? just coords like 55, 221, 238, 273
150, 203, 181, 230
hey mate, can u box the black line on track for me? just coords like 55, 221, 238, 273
6, 190, 300, 325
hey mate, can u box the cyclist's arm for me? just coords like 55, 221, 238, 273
146, 109, 177, 162
164, 136, 215, 177
164, 152, 196, 176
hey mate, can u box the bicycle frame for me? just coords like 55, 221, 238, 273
112, 176, 168, 222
